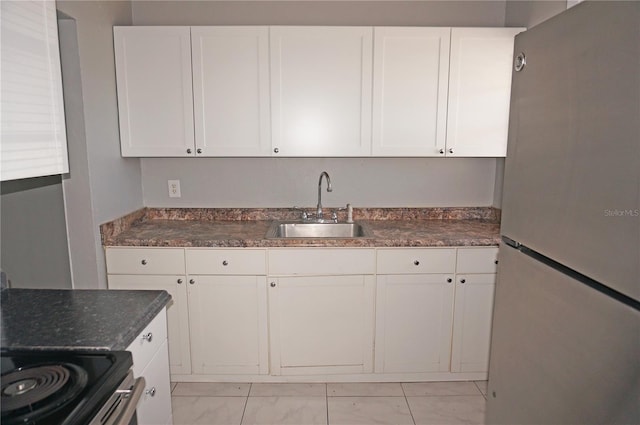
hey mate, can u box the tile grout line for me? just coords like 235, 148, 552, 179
325, 383, 329, 425
401, 383, 418, 425
239, 383, 251, 425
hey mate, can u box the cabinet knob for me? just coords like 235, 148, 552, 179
413, 260, 420, 266
270, 282, 276, 288
447, 278, 452, 283
140, 259, 147, 265
197, 148, 202, 154
448, 148, 454, 154
273, 148, 279, 154
177, 279, 183, 284
189, 279, 195, 285
460, 278, 466, 284
187, 148, 192, 154
495, 260, 499, 265
141, 332, 152, 342
439, 149, 444, 154
222, 260, 228, 266
146, 387, 156, 397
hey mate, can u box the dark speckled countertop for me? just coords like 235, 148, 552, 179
1, 289, 171, 351
101, 207, 501, 247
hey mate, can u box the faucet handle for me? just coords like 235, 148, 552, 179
292, 206, 309, 220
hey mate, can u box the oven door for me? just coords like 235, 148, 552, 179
89, 371, 145, 425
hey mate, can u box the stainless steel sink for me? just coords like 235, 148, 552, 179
265, 221, 372, 239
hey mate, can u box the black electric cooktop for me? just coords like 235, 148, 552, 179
1, 350, 132, 425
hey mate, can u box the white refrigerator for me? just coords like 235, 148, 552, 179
487, 2, 640, 424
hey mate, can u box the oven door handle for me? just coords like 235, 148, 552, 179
113, 376, 146, 425
110, 376, 146, 425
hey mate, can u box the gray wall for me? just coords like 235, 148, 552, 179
505, 0, 568, 27
142, 158, 497, 208
134, 0, 509, 208
1, 177, 72, 289
57, 1, 141, 289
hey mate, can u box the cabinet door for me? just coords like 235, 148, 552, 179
192, 27, 271, 156
446, 28, 523, 157
108, 275, 191, 375
375, 274, 454, 373
451, 273, 496, 373
269, 275, 375, 375
136, 340, 173, 425
270, 27, 373, 156
188, 275, 269, 374
1, 0, 68, 181
372, 27, 450, 156
114, 26, 194, 157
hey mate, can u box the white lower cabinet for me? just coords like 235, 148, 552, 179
126, 308, 173, 425
187, 275, 269, 374
185, 248, 269, 375
108, 275, 191, 375
106, 245, 497, 381
268, 248, 376, 375
450, 273, 496, 372
269, 275, 375, 375
375, 274, 454, 373
450, 247, 499, 374
375, 248, 456, 373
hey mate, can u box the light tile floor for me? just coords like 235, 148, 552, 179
171, 381, 488, 425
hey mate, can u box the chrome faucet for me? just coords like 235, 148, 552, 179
316, 171, 332, 220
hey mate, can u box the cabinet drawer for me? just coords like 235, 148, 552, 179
106, 248, 185, 275
456, 247, 499, 274
136, 339, 172, 425
186, 249, 266, 275
268, 248, 375, 275
377, 248, 456, 274
127, 308, 168, 378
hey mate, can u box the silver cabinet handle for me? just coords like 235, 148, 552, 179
270, 282, 276, 288
189, 279, 195, 285
187, 148, 192, 154
414, 260, 420, 266
273, 148, 279, 154
197, 148, 202, 154
177, 279, 183, 284
145, 387, 156, 397
222, 260, 228, 266
141, 259, 147, 265
141, 332, 152, 342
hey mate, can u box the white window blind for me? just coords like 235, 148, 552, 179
1, 0, 69, 181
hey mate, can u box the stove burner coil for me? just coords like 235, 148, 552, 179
1, 363, 88, 423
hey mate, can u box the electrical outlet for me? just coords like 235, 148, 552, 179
168, 180, 181, 198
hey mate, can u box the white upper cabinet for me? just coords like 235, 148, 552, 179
1, 0, 68, 181
270, 27, 373, 156
446, 28, 523, 157
114, 26, 194, 157
372, 27, 450, 156
191, 27, 271, 156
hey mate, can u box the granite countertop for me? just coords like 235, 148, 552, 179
1, 288, 171, 351
101, 207, 501, 247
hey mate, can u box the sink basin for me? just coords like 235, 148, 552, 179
266, 221, 372, 239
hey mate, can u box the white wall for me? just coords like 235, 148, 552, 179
57, 1, 141, 289
134, 0, 509, 208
